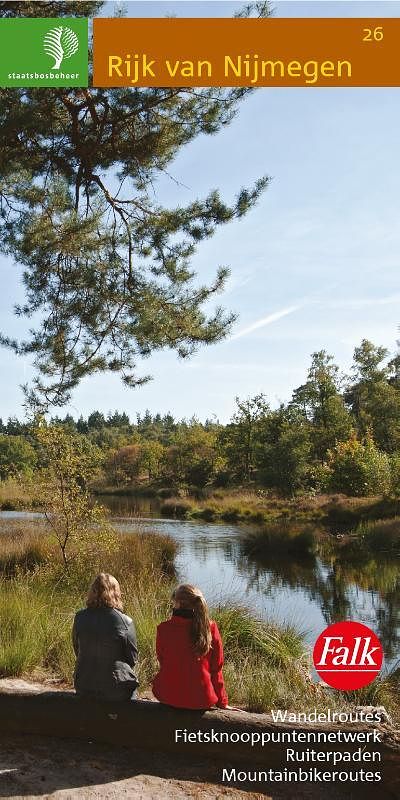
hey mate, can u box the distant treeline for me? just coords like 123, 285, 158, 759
1, 338, 400, 497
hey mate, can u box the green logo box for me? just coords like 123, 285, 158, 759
0, 18, 88, 87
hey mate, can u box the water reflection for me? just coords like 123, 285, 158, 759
235, 544, 399, 663
96, 493, 160, 517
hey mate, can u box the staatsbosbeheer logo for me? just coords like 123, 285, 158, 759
0, 18, 88, 87
313, 621, 383, 690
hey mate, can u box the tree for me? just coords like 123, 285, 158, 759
107, 410, 130, 428
35, 423, 116, 571
160, 425, 216, 487
139, 440, 164, 483
0, 2, 270, 408
87, 411, 106, 430
223, 394, 269, 482
104, 443, 141, 486
291, 351, 352, 461
0, 2, 103, 17
5, 416, 26, 436
346, 340, 400, 452
258, 406, 311, 496
76, 415, 89, 434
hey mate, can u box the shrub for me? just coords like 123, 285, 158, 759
390, 452, 400, 496
196, 506, 217, 521
328, 434, 391, 496
220, 506, 241, 522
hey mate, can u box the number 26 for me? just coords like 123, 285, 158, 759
363, 27, 384, 42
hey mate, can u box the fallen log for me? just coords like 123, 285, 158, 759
0, 682, 398, 791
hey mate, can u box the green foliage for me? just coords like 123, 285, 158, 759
0, 527, 177, 683
163, 424, 224, 488
390, 451, 400, 496
0, 336, 399, 501
214, 607, 322, 713
328, 434, 392, 497
222, 394, 269, 482
258, 406, 311, 495
0, 2, 102, 17
214, 606, 305, 665
0, 434, 36, 480
291, 350, 352, 460
345, 339, 400, 452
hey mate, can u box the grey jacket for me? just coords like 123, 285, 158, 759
72, 606, 138, 701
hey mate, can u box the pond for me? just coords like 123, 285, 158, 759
101, 495, 400, 670
2, 498, 399, 670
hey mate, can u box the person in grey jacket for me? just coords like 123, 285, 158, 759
72, 573, 138, 702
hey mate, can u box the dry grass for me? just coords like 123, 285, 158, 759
0, 479, 39, 510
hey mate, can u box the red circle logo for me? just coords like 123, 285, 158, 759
313, 621, 383, 690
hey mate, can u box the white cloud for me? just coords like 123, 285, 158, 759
227, 305, 301, 342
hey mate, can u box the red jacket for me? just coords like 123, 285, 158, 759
152, 615, 228, 709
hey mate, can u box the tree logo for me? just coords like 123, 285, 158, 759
313, 621, 383, 690
43, 26, 79, 70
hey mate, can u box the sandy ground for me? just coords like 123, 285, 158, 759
0, 733, 353, 800
0, 734, 270, 800
0, 680, 397, 800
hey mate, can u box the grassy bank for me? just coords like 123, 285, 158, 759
242, 522, 318, 559
159, 490, 400, 528
242, 517, 400, 564
241, 516, 400, 560
92, 484, 159, 499
3, 476, 400, 530
0, 523, 398, 718
0, 479, 42, 511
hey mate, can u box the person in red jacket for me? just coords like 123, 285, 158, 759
152, 583, 228, 710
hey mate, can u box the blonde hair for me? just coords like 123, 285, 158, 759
87, 573, 123, 611
173, 584, 212, 656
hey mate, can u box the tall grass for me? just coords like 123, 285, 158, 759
0, 577, 76, 679
0, 526, 178, 685
0, 479, 39, 510
0, 522, 50, 576
212, 606, 312, 712
353, 518, 400, 553
0, 525, 398, 718
242, 522, 317, 558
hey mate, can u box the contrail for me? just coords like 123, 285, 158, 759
228, 304, 301, 342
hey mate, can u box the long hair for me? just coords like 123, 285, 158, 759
87, 573, 123, 611
173, 584, 212, 656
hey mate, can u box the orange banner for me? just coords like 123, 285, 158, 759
93, 17, 400, 88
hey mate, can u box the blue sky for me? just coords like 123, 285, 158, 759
0, 1, 399, 422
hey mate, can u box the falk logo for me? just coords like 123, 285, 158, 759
313, 621, 383, 690
43, 26, 79, 70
